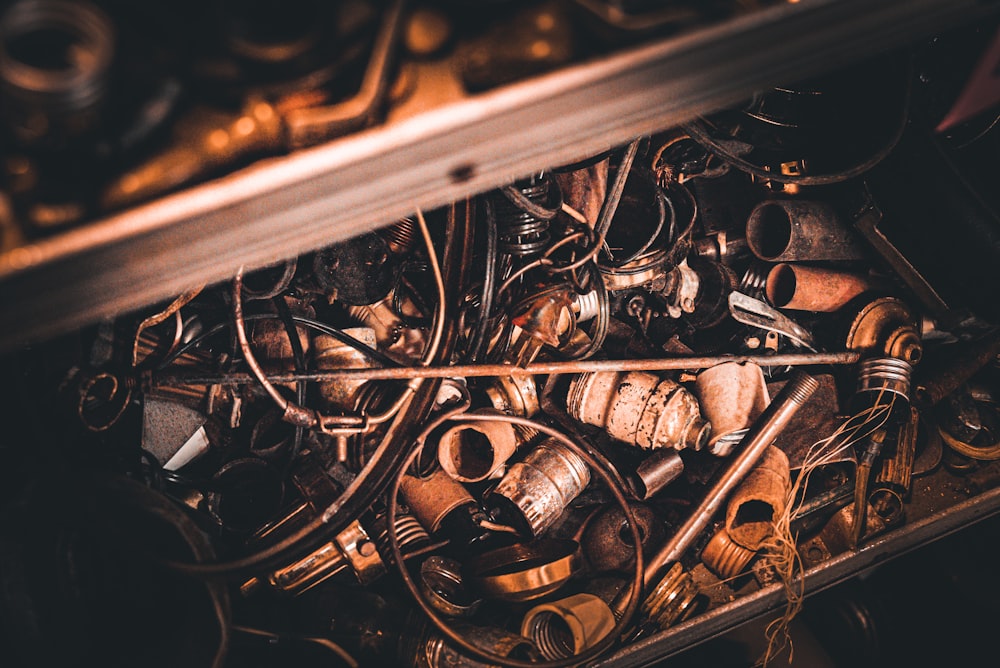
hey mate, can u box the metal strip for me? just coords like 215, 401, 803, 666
0, 0, 993, 350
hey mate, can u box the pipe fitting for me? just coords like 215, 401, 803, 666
567, 371, 711, 452
766, 263, 876, 312
746, 199, 866, 262
521, 593, 616, 660
437, 411, 519, 483
701, 527, 757, 580
724, 445, 791, 550
490, 437, 590, 538
399, 469, 477, 534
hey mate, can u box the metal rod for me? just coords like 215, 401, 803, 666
642, 371, 821, 587
154, 352, 859, 386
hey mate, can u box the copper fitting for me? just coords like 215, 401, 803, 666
521, 593, 617, 660
399, 469, 476, 534
490, 437, 590, 538
313, 327, 378, 411
567, 371, 711, 452
701, 527, 757, 580
724, 445, 791, 550
766, 263, 876, 312
694, 362, 769, 457
746, 199, 866, 262
437, 412, 519, 483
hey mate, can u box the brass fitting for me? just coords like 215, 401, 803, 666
701, 527, 757, 580
521, 593, 617, 660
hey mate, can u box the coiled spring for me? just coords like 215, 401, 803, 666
493, 174, 562, 259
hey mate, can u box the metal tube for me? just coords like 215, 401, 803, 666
154, 352, 859, 386
642, 371, 820, 586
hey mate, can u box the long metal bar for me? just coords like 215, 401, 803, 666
0, 0, 992, 351
152, 352, 859, 386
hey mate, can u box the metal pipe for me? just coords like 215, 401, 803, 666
746, 200, 867, 262
642, 371, 820, 586
154, 352, 859, 386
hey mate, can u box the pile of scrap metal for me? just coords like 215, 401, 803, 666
1, 26, 999, 668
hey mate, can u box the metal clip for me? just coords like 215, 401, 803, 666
728, 291, 816, 351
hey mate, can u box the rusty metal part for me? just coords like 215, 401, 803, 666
694, 361, 769, 457
725, 446, 791, 551
415, 622, 539, 668
419, 556, 481, 618
313, 327, 378, 411
913, 330, 1000, 408
346, 293, 427, 364
693, 231, 750, 265
640, 562, 700, 631
701, 527, 758, 580
745, 199, 866, 262
599, 246, 670, 292
765, 263, 876, 312
485, 374, 540, 443
641, 371, 819, 589
868, 487, 905, 526
567, 371, 710, 452
283, 0, 405, 148
132, 286, 204, 368
633, 448, 685, 499
399, 469, 476, 534
728, 291, 816, 351
817, 502, 890, 555
436, 411, 519, 483
767, 374, 850, 471
522, 592, 618, 660
844, 296, 923, 365
467, 538, 580, 603
154, 352, 862, 387
250, 315, 311, 373
874, 406, 919, 500
555, 158, 608, 227
490, 437, 591, 538
582, 503, 665, 574
243, 519, 385, 596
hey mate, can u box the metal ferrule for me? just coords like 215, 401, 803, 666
491, 438, 590, 538
521, 593, 617, 660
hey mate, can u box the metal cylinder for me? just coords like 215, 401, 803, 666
694, 362, 769, 457
490, 437, 591, 538
567, 371, 711, 452
419, 556, 481, 618
313, 327, 378, 411
399, 469, 476, 534
633, 448, 685, 499
701, 527, 757, 580
766, 263, 875, 312
852, 357, 912, 421
437, 413, 519, 483
746, 200, 866, 262
521, 593, 617, 660
725, 445, 791, 550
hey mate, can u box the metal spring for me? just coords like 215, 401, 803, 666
379, 217, 418, 255
494, 174, 560, 258
525, 612, 574, 660
738, 261, 770, 301
372, 512, 432, 564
